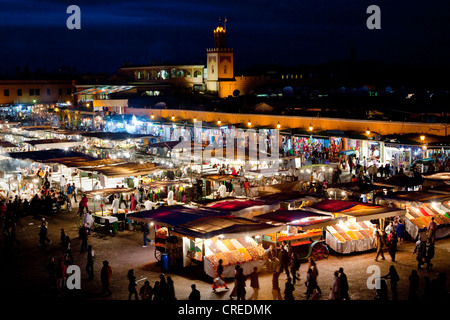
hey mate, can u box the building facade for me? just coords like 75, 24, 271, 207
0, 79, 75, 105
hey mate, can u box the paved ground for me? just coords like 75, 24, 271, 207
1, 199, 449, 301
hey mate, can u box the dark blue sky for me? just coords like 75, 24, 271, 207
0, 0, 449, 75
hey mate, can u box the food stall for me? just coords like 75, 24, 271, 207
127, 205, 284, 277
306, 199, 406, 254
140, 179, 191, 205
377, 191, 450, 240
254, 209, 341, 260
173, 216, 283, 278
84, 187, 135, 230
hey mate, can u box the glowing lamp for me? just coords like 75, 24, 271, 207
308, 123, 313, 131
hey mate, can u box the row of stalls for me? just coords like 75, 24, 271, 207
377, 191, 450, 241
127, 192, 411, 278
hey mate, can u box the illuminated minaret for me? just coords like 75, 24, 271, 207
206, 17, 234, 94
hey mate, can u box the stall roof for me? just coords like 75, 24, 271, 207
84, 187, 134, 198
80, 132, 155, 141
374, 174, 424, 187
23, 139, 83, 150
422, 172, 450, 182
308, 200, 406, 221
327, 182, 394, 193
205, 199, 267, 212
253, 209, 331, 224
7, 148, 96, 162
256, 191, 322, 204
379, 191, 450, 203
77, 162, 173, 178
0, 140, 17, 148
141, 180, 191, 189
173, 216, 285, 239
201, 174, 238, 181
127, 205, 229, 228
427, 185, 450, 195
307, 199, 406, 221
308, 199, 384, 212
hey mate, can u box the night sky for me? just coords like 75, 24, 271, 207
0, 0, 449, 75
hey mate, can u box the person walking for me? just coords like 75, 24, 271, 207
229, 265, 240, 300
47, 256, 57, 292
338, 267, 350, 300
72, 183, 77, 203
167, 276, 176, 300
248, 267, 259, 300
79, 194, 89, 216
308, 258, 321, 295
111, 195, 120, 215
289, 252, 301, 285
142, 223, 152, 248
374, 229, 386, 261
127, 269, 138, 300
236, 267, 247, 300
305, 268, 317, 300
152, 281, 161, 300
284, 277, 295, 300
189, 284, 201, 300
388, 230, 398, 262
139, 280, 153, 301
272, 271, 283, 300
86, 245, 94, 280
159, 274, 170, 301
414, 238, 427, 270
425, 238, 435, 272
63, 235, 73, 264
408, 269, 419, 300
78, 223, 88, 253
329, 270, 340, 300
427, 217, 437, 244
278, 246, 291, 279
381, 265, 400, 300
84, 211, 94, 234
212, 259, 228, 292
101, 260, 112, 296
39, 218, 51, 247
396, 219, 406, 245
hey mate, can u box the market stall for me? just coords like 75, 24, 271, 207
377, 192, 450, 240
201, 198, 280, 219
254, 209, 339, 260
172, 216, 284, 278
306, 199, 406, 254
127, 205, 283, 277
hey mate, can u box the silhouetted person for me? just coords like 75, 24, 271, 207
127, 269, 138, 300
101, 260, 112, 296
189, 284, 201, 301
339, 267, 350, 300
382, 265, 400, 300
408, 270, 419, 300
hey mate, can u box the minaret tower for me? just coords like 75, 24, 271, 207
206, 17, 234, 94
